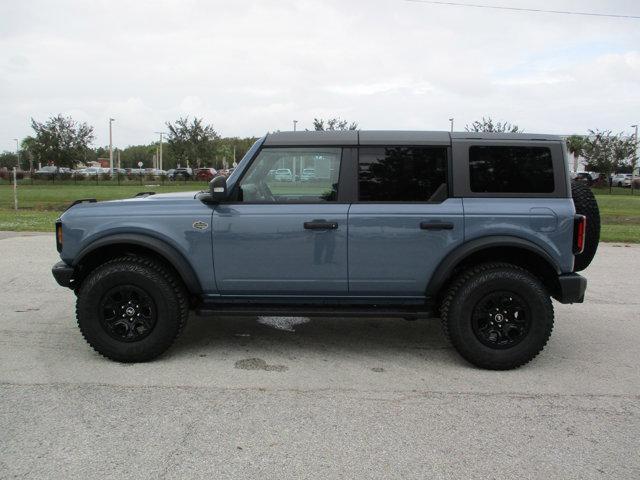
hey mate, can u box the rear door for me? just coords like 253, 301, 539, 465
211, 146, 349, 295
348, 145, 464, 297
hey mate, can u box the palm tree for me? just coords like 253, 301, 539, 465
566, 135, 585, 172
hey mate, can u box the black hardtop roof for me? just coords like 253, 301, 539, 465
263, 130, 562, 146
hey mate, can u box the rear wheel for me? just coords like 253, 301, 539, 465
440, 263, 554, 370
76, 255, 188, 362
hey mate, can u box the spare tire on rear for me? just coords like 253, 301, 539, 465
571, 181, 600, 272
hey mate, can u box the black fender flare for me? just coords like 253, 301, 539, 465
426, 235, 561, 297
73, 233, 202, 294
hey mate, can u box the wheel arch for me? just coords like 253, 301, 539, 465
72, 233, 202, 295
427, 236, 562, 302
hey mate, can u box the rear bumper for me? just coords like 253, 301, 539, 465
52, 261, 75, 289
556, 273, 587, 304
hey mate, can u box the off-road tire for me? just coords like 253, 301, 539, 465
76, 255, 188, 362
571, 180, 600, 272
440, 263, 554, 370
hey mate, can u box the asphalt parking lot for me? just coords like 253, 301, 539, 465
1, 233, 638, 479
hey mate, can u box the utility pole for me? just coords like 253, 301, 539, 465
13, 166, 18, 210
449, 118, 454, 132
632, 124, 638, 195
154, 132, 165, 171
293, 120, 298, 132
13, 138, 19, 169
109, 118, 115, 174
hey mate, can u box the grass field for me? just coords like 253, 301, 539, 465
0, 184, 638, 242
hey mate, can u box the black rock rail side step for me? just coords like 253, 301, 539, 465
195, 304, 435, 319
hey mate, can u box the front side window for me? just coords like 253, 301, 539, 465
358, 147, 448, 202
238, 147, 341, 202
469, 146, 554, 193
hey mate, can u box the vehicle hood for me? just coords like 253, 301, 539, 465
60, 190, 205, 220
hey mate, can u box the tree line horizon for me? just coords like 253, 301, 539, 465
0, 115, 637, 177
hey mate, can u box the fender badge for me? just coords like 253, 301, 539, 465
192, 221, 209, 231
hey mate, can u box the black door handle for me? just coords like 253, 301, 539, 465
420, 221, 454, 230
304, 221, 338, 230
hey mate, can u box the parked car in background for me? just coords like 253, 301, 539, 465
611, 174, 632, 188
301, 168, 316, 182
33, 166, 59, 178
80, 167, 103, 177
195, 168, 218, 182
168, 168, 192, 180
574, 172, 595, 186
274, 168, 293, 182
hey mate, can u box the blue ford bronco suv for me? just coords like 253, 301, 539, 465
52, 131, 600, 369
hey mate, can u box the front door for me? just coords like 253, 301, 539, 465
348, 146, 465, 296
212, 146, 348, 296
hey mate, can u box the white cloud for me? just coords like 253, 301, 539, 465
0, 0, 639, 150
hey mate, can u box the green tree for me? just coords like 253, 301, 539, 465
313, 118, 358, 131
29, 114, 95, 168
465, 117, 521, 133
119, 144, 156, 169
20, 136, 37, 171
166, 117, 220, 168
582, 130, 635, 181
0, 151, 19, 169
565, 135, 586, 172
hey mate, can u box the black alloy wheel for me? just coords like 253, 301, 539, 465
99, 285, 157, 342
471, 291, 531, 349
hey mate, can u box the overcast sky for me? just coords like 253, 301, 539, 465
1, 0, 639, 150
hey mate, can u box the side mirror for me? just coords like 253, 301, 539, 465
209, 175, 228, 202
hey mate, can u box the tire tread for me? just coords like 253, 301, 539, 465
440, 262, 554, 370
76, 255, 188, 362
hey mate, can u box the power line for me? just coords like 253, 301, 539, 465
403, 0, 640, 19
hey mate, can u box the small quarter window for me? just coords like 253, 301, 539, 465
469, 146, 554, 193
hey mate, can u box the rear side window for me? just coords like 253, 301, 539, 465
358, 147, 448, 202
469, 146, 554, 193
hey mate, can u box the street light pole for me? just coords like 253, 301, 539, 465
293, 120, 298, 132
109, 118, 115, 174
154, 132, 165, 171
449, 118, 454, 132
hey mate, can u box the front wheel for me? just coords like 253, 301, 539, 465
440, 263, 554, 370
76, 256, 189, 362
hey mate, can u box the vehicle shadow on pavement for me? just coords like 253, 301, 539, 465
170, 314, 457, 364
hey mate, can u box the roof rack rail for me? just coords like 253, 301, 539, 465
134, 191, 156, 198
